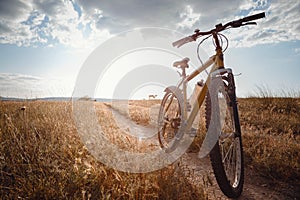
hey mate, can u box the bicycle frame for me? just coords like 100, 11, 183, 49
176, 33, 226, 132
161, 12, 265, 198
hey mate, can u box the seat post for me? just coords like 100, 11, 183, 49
181, 66, 186, 78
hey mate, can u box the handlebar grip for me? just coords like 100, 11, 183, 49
242, 12, 265, 22
172, 38, 186, 47
172, 36, 194, 48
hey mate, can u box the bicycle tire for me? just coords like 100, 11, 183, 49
158, 87, 184, 151
205, 73, 244, 198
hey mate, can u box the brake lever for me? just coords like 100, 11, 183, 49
241, 22, 257, 26
231, 21, 257, 28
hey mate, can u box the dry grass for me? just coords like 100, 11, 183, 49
106, 100, 161, 126
126, 98, 300, 186
238, 97, 300, 183
0, 101, 205, 199
1, 97, 299, 198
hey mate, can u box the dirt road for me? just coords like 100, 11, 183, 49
180, 153, 296, 200
105, 104, 298, 200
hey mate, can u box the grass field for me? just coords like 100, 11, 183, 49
0, 97, 299, 199
0, 100, 205, 199
112, 98, 300, 183
239, 98, 300, 182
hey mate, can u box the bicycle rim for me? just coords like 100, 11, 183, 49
158, 91, 182, 149
206, 80, 244, 198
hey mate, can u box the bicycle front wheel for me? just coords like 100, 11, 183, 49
206, 73, 244, 198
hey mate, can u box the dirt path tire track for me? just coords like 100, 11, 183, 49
180, 153, 297, 200
103, 104, 297, 200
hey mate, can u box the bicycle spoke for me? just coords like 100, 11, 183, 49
158, 91, 182, 150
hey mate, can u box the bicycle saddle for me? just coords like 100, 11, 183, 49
173, 57, 190, 68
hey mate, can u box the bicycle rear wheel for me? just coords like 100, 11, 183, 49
206, 73, 244, 198
158, 89, 183, 150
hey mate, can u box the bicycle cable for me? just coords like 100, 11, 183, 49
218, 33, 229, 52
211, 33, 229, 52
196, 32, 229, 76
197, 35, 212, 75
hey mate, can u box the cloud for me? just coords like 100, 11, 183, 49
0, 0, 104, 48
0, 0, 299, 48
0, 0, 31, 20
229, 0, 300, 47
77, 0, 248, 32
0, 73, 73, 98
0, 73, 42, 97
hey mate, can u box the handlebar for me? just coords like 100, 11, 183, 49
242, 12, 265, 23
173, 12, 265, 48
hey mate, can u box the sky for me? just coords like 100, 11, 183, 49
0, 0, 299, 99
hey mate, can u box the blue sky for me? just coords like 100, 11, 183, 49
0, 0, 299, 98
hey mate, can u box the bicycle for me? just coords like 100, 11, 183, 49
157, 12, 265, 198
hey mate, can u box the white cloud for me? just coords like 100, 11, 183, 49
229, 0, 300, 47
177, 5, 201, 29
76, 0, 249, 32
0, 73, 73, 98
0, 0, 109, 48
0, 0, 299, 48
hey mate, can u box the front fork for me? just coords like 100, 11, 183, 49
211, 68, 241, 138
227, 72, 242, 138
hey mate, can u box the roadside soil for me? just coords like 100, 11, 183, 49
180, 152, 298, 200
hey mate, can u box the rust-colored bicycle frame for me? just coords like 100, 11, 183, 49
176, 32, 225, 131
